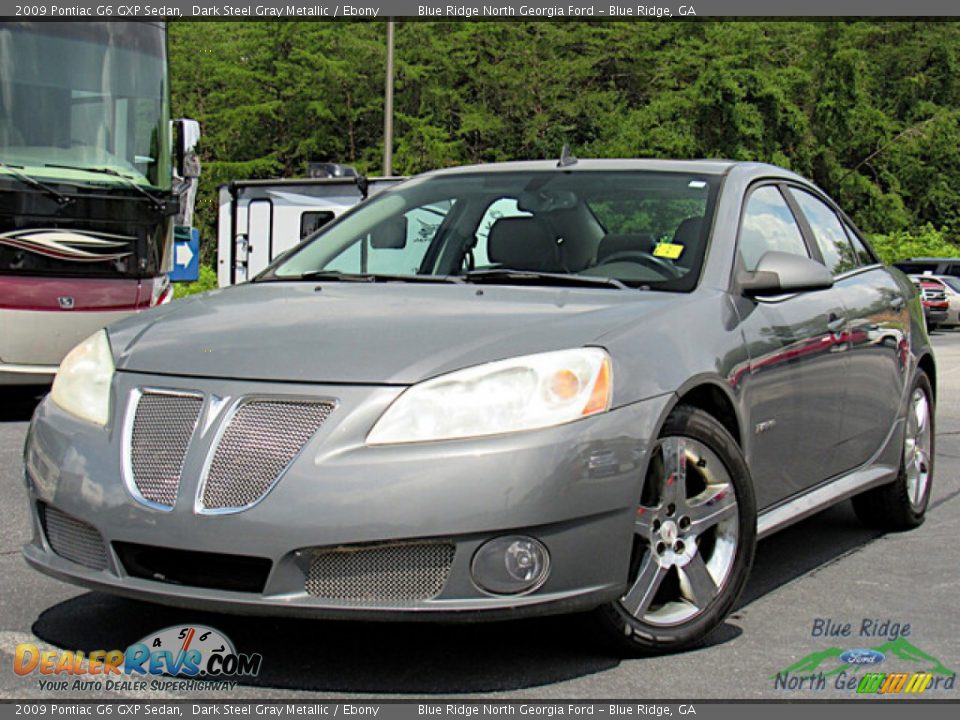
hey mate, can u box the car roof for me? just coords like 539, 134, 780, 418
420, 158, 808, 182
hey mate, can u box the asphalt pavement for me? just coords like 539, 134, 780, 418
1, 332, 958, 700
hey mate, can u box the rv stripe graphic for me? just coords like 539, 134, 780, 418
0, 229, 133, 262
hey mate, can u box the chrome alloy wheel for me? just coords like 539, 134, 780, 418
904, 387, 933, 509
620, 436, 739, 626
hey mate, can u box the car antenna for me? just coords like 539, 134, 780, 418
557, 144, 577, 168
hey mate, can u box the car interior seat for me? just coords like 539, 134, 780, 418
487, 216, 564, 272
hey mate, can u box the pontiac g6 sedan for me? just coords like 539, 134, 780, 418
23, 160, 934, 652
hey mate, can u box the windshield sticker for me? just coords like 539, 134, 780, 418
653, 242, 684, 260
0, 229, 134, 262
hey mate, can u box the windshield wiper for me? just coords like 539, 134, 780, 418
462, 269, 630, 290
280, 270, 465, 284
0, 160, 73, 206
44, 163, 165, 211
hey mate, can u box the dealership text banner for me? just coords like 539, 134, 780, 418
1, 707, 960, 720
5, 0, 960, 18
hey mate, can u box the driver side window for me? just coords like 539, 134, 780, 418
739, 186, 809, 271
326, 201, 453, 275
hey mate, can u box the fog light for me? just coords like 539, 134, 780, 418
471, 536, 550, 595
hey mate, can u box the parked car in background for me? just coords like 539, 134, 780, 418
23, 159, 935, 654
908, 275, 960, 328
911, 278, 950, 329
895, 257, 960, 278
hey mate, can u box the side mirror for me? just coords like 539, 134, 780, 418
740, 251, 834, 296
370, 216, 408, 250
173, 118, 201, 179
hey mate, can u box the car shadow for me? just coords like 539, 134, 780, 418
736, 501, 882, 609
29, 503, 880, 694
32, 597, 622, 693
1, 386, 46, 423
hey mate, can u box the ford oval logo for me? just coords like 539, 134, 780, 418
840, 649, 886, 666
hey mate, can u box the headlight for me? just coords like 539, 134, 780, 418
50, 330, 115, 426
367, 348, 612, 445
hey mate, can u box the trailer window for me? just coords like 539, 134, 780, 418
300, 211, 336, 239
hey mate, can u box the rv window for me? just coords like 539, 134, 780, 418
301, 211, 336, 239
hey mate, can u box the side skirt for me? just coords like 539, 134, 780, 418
756, 417, 904, 539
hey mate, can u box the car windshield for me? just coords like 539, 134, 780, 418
0, 22, 171, 189
269, 170, 721, 291
939, 276, 960, 293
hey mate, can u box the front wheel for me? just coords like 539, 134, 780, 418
596, 405, 756, 654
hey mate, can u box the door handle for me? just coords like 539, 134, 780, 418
827, 314, 846, 332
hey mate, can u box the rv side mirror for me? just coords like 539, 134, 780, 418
174, 118, 201, 179
370, 217, 407, 250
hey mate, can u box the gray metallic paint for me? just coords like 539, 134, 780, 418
21, 160, 934, 618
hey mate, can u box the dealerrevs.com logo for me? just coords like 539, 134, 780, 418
13, 625, 262, 692
772, 618, 956, 694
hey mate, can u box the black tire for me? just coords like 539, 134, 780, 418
595, 405, 756, 654
852, 371, 934, 531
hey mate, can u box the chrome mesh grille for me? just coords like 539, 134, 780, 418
201, 400, 334, 511
130, 391, 203, 507
305, 542, 455, 603
40, 504, 108, 571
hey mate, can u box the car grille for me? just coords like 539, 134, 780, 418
304, 541, 455, 603
200, 400, 335, 511
39, 504, 108, 571
129, 391, 203, 508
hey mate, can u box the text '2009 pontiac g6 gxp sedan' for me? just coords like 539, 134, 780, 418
22, 159, 934, 653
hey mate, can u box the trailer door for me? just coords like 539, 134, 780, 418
246, 200, 273, 279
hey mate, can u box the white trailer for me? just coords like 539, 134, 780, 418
217, 176, 401, 287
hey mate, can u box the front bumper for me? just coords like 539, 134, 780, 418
22, 370, 672, 619
924, 307, 948, 325
0, 361, 56, 386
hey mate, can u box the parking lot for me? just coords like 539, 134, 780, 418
1, 331, 958, 700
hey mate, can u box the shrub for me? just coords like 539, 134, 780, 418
867, 225, 960, 265
173, 264, 219, 299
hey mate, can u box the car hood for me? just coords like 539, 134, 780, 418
109, 282, 683, 385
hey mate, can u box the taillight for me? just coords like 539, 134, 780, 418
151, 276, 173, 306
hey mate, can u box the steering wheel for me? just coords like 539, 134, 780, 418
598, 250, 683, 279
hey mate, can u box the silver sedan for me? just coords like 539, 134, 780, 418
22, 159, 935, 652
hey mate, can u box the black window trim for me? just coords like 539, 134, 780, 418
778, 183, 825, 265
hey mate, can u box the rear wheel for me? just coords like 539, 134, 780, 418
597, 405, 756, 653
852, 371, 934, 530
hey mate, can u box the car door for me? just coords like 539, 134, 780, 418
732, 184, 850, 509
786, 187, 909, 475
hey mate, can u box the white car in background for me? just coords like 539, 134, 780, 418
909, 274, 960, 328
